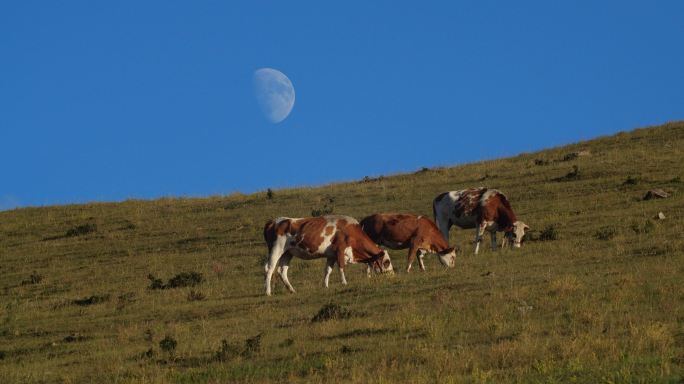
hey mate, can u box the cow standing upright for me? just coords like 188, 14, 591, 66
263, 215, 394, 296
360, 213, 456, 272
433, 188, 529, 254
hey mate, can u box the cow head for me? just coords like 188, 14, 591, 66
505, 222, 530, 248
369, 250, 394, 274
437, 247, 456, 268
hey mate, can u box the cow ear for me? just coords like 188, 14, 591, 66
523, 224, 530, 231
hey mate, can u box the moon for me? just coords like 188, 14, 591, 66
253, 68, 295, 124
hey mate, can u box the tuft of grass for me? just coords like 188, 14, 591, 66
539, 225, 559, 241
311, 196, 335, 217
20, 272, 43, 285
214, 339, 241, 362
65, 223, 98, 237
148, 272, 203, 290
242, 333, 262, 357
631, 220, 655, 234
312, 303, 353, 322
72, 294, 110, 306
166, 272, 203, 288
552, 165, 580, 182
159, 335, 177, 358
622, 176, 640, 185
187, 290, 206, 301
594, 226, 617, 240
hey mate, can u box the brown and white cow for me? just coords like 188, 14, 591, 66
263, 215, 394, 296
433, 188, 529, 254
360, 213, 456, 272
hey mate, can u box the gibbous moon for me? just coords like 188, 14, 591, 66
253, 68, 295, 124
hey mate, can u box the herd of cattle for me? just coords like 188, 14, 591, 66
263, 187, 530, 296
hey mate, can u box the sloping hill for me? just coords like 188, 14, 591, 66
1, 121, 683, 383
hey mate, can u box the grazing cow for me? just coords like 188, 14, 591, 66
263, 215, 394, 296
360, 213, 456, 272
433, 188, 529, 254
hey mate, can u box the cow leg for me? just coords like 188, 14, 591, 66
490, 231, 497, 250
406, 245, 419, 272
265, 235, 287, 296
474, 223, 487, 255
339, 268, 348, 285
336, 247, 348, 285
277, 252, 296, 293
417, 249, 427, 271
323, 257, 335, 288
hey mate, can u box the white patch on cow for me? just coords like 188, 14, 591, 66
274, 216, 302, 225
480, 189, 498, 205
317, 223, 337, 254
325, 214, 358, 224
344, 246, 355, 264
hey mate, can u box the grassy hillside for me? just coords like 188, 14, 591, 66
1, 121, 683, 383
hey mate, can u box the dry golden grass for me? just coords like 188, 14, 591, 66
1, 121, 683, 383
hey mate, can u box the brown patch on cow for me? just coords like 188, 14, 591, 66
361, 213, 451, 255
264, 216, 387, 265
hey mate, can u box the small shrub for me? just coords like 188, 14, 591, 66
266, 188, 274, 200
65, 223, 97, 237
311, 196, 335, 217
534, 159, 549, 166
166, 272, 203, 288
63, 333, 87, 343
21, 272, 43, 285
669, 176, 681, 183
159, 336, 177, 356
141, 348, 155, 359
147, 274, 165, 290
72, 295, 110, 306
622, 176, 640, 185
242, 333, 262, 357
148, 272, 203, 290
538, 225, 559, 241
312, 303, 352, 322
594, 226, 617, 241
362, 175, 384, 183
340, 345, 361, 354
187, 290, 206, 301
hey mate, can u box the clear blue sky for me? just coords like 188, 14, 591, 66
2, 1, 683, 210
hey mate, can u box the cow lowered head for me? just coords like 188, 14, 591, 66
436, 247, 457, 267
369, 249, 394, 274
502, 221, 530, 248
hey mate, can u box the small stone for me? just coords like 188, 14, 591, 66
656, 212, 666, 220
643, 189, 668, 200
